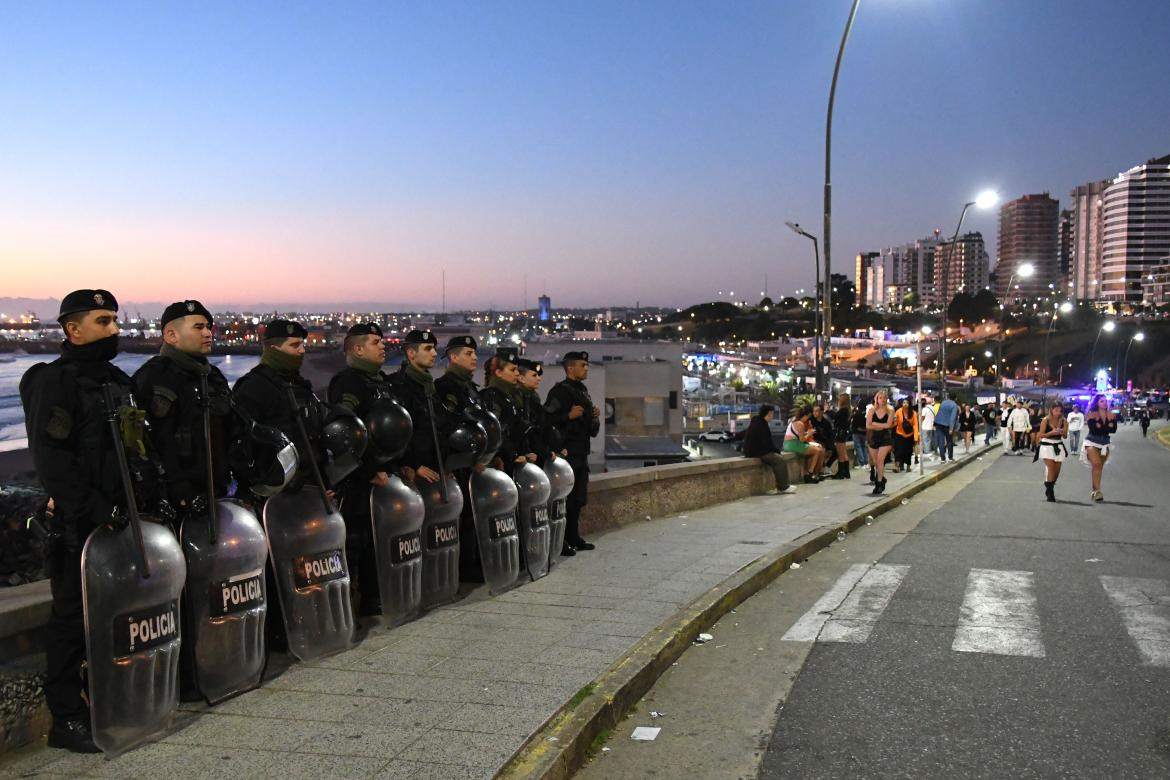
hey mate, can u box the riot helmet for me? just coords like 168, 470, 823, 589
231, 418, 299, 497
322, 406, 369, 486
465, 406, 502, 465
365, 398, 413, 464
445, 419, 488, 471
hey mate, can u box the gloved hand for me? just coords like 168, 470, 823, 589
108, 506, 130, 531
154, 498, 179, 527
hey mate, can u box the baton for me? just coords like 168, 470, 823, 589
424, 395, 449, 503
102, 383, 150, 579
286, 387, 336, 515
199, 374, 218, 544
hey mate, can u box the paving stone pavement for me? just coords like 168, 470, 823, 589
0, 444, 992, 779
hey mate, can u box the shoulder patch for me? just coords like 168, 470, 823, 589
150, 385, 178, 418
46, 406, 73, 441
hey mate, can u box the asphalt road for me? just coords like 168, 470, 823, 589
761, 422, 1170, 778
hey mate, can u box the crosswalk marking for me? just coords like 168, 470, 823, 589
1099, 576, 1170, 668
781, 564, 909, 643
952, 569, 1045, 658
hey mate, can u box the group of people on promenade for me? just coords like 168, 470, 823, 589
741, 390, 1136, 505
20, 290, 601, 754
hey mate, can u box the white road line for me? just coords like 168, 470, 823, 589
1100, 575, 1170, 668
781, 564, 909, 643
952, 569, 1045, 658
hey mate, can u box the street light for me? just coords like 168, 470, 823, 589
1122, 331, 1145, 390
1041, 300, 1075, 402
995, 261, 1034, 407
1088, 319, 1115, 381
822, 0, 862, 412
940, 189, 999, 395
786, 221, 822, 396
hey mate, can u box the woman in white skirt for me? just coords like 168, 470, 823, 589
1081, 394, 1117, 502
1035, 401, 1068, 502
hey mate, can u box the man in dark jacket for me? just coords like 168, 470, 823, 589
544, 351, 599, 553
742, 405, 795, 495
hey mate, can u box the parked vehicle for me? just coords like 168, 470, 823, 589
696, 429, 732, 442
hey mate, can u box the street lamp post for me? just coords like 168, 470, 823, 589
995, 262, 1034, 407
786, 222, 821, 396
1088, 320, 1115, 383
1122, 331, 1145, 391
940, 190, 998, 397
1041, 300, 1074, 404
822, 0, 862, 408
915, 326, 930, 476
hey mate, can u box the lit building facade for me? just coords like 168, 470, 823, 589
1101, 154, 1170, 303
996, 193, 1060, 300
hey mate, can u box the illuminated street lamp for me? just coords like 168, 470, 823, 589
940, 190, 999, 394
1089, 319, 1116, 381
995, 262, 1034, 406
1042, 300, 1075, 402
1122, 331, 1145, 390
786, 221, 823, 396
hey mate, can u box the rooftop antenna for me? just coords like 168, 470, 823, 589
441, 268, 446, 315
524, 273, 528, 312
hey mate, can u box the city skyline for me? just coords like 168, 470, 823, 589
2, 1, 1169, 309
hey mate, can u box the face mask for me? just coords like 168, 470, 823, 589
262, 347, 304, 374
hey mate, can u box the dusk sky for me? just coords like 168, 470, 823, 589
2, 1, 1168, 311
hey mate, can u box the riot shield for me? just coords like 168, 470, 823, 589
370, 476, 425, 625
544, 457, 575, 572
263, 488, 354, 662
468, 468, 520, 594
419, 473, 463, 609
514, 463, 552, 582
181, 500, 268, 704
81, 521, 186, 755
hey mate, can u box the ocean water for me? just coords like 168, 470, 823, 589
0, 352, 258, 451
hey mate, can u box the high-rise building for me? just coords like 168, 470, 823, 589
934, 232, 990, 306
855, 252, 882, 309
1058, 208, 1073, 291
877, 234, 940, 310
538, 294, 551, 321
1068, 179, 1110, 300
1101, 154, 1170, 303
996, 193, 1060, 301
1141, 257, 1170, 307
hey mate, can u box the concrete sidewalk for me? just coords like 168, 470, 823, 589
0, 443, 996, 779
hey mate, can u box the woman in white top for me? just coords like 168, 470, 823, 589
1035, 401, 1068, 502
919, 398, 935, 459
1066, 406, 1085, 453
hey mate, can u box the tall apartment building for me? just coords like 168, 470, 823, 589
876, 234, 940, 310
1059, 209, 1073, 292
854, 251, 882, 308
1068, 179, 1110, 300
934, 232, 990, 306
996, 193, 1060, 301
1101, 154, 1170, 303
1141, 257, 1170, 307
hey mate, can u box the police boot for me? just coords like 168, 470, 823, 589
48, 719, 101, 754
1044, 481, 1055, 502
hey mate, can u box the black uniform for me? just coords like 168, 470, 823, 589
232, 361, 328, 496
544, 373, 599, 547
131, 345, 232, 513
388, 363, 450, 476
435, 364, 486, 580
517, 384, 557, 466
479, 379, 527, 476
328, 358, 397, 614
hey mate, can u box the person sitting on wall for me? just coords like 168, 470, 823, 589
742, 405, 796, 496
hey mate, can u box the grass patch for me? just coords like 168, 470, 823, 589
568, 682, 596, 709
585, 726, 613, 760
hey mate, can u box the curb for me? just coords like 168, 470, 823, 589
496, 442, 1001, 780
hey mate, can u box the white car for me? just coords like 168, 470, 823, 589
696, 430, 732, 442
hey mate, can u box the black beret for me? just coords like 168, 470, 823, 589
444, 335, 478, 352
264, 319, 307, 340
160, 300, 213, 329
346, 322, 383, 339
516, 358, 543, 376
494, 347, 519, 365
403, 329, 437, 346
57, 289, 118, 323
562, 350, 589, 364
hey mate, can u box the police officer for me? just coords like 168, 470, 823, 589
131, 300, 231, 522
19, 290, 135, 752
232, 319, 329, 497
435, 335, 489, 580
480, 347, 535, 477
327, 322, 395, 616
544, 351, 599, 554
516, 357, 557, 467
388, 329, 448, 483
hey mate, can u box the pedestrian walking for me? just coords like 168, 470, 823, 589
982, 402, 998, 444
1081, 394, 1117, 502
958, 403, 978, 454
892, 398, 919, 473
1066, 405, 1085, 453
933, 393, 959, 462
1028, 404, 1043, 450
1139, 408, 1150, 438
742, 405, 796, 495
830, 394, 853, 480
919, 397, 936, 459
1007, 401, 1031, 455
866, 391, 895, 495
1035, 401, 1069, 502
849, 398, 870, 472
